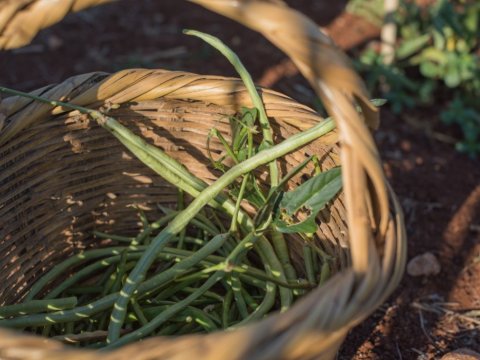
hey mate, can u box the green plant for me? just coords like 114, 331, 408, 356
354, 0, 480, 157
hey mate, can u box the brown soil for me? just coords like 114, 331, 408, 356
1, 1, 479, 359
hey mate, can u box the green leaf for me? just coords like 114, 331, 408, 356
421, 47, 448, 64
432, 29, 446, 50
275, 216, 318, 234
444, 61, 461, 87
274, 167, 342, 234
240, 107, 257, 127
280, 167, 341, 214
370, 98, 388, 107
396, 34, 431, 60
420, 61, 440, 78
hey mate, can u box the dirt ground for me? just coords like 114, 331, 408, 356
1, 1, 479, 359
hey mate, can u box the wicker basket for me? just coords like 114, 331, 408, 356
0, 1, 407, 359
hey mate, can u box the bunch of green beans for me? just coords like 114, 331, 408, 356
0, 30, 337, 349
0, 205, 316, 348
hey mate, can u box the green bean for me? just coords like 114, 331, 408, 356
0, 293, 118, 328
203, 305, 222, 326
319, 261, 331, 285
207, 208, 227, 233
221, 289, 234, 329
230, 248, 278, 327
65, 321, 74, 335
0, 297, 78, 319
103, 95, 324, 295
25, 247, 143, 301
53, 330, 124, 345
233, 265, 313, 290
225, 231, 258, 265
184, 30, 279, 186
154, 278, 199, 301
94, 210, 178, 245
180, 307, 218, 332
130, 298, 148, 326
229, 274, 249, 319
0, 234, 229, 328
200, 30, 317, 311
104, 271, 225, 349
177, 189, 187, 249
194, 257, 315, 289
303, 244, 316, 285
233, 281, 276, 327
228, 303, 239, 326
138, 209, 149, 229
154, 247, 311, 290
146, 299, 215, 308
183, 236, 205, 246
110, 251, 129, 294
144, 306, 217, 333
216, 235, 236, 258
175, 322, 196, 335
180, 288, 224, 303
255, 239, 293, 311
46, 254, 136, 300
156, 323, 182, 336
97, 311, 110, 332
96, 265, 116, 287
45, 235, 222, 302
65, 286, 103, 295
87, 318, 96, 333
41, 325, 52, 337
159, 206, 220, 236
101, 262, 136, 298
271, 229, 298, 282
211, 128, 239, 165
186, 33, 299, 289
104, 112, 318, 339
237, 273, 267, 290
133, 305, 167, 321
139, 247, 311, 290
132, 228, 150, 247
311, 245, 320, 274
230, 173, 250, 234
241, 287, 259, 310
93, 232, 135, 243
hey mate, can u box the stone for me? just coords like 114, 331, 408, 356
440, 348, 480, 360
407, 252, 441, 277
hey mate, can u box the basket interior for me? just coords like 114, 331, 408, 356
0, 97, 348, 305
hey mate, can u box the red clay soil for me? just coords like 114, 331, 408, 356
1, 1, 479, 359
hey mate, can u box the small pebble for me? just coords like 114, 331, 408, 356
407, 252, 441, 277
440, 348, 480, 360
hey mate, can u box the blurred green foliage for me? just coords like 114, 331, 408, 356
347, 0, 385, 27
353, 0, 480, 157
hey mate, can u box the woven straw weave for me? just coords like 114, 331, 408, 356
0, 1, 407, 359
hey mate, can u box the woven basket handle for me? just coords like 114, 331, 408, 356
0, 0, 114, 49
190, 0, 390, 279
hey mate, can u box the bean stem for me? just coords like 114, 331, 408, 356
0, 297, 78, 319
